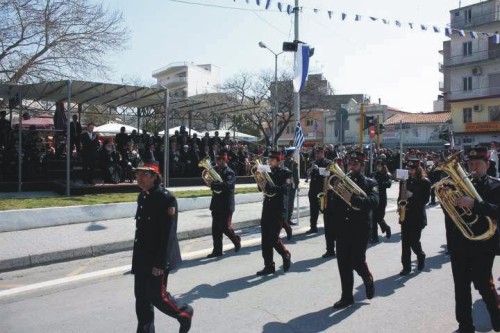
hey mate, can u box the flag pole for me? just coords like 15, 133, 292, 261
293, 0, 301, 225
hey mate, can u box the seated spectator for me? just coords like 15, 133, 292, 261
100, 140, 122, 184
121, 141, 141, 182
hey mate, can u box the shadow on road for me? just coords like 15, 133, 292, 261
175, 273, 278, 304
261, 303, 368, 333
355, 251, 450, 299
472, 299, 496, 333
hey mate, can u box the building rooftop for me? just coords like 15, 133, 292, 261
385, 111, 451, 125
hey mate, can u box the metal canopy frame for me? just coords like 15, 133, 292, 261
0, 80, 259, 195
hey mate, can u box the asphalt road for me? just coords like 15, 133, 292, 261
0, 208, 499, 333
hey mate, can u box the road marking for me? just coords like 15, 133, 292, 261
67, 257, 97, 277
0, 211, 404, 299
0, 228, 305, 299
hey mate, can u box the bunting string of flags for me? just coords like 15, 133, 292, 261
232, 0, 500, 44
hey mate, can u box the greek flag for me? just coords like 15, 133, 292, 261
293, 121, 305, 150
293, 43, 310, 93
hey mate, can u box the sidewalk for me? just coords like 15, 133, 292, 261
0, 199, 312, 272
0, 182, 400, 272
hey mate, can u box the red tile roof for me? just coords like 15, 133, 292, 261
385, 111, 451, 125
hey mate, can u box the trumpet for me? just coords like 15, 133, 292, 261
198, 156, 223, 194
250, 157, 276, 198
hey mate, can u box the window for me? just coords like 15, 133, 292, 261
463, 137, 473, 144
306, 119, 314, 126
466, 9, 472, 23
489, 106, 500, 121
463, 107, 473, 123
463, 42, 472, 56
463, 77, 473, 91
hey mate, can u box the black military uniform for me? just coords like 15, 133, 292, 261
370, 158, 392, 242
398, 158, 431, 275
207, 154, 241, 257
322, 168, 337, 258
307, 148, 332, 233
81, 127, 100, 184
283, 148, 299, 227
427, 153, 444, 205
443, 147, 500, 333
132, 162, 193, 333
257, 152, 292, 276
333, 151, 378, 308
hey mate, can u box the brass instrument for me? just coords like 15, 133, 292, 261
250, 157, 276, 198
328, 162, 367, 210
317, 164, 333, 213
398, 179, 408, 222
434, 152, 497, 241
198, 156, 223, 194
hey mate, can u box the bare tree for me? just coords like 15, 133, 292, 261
0, 0, 129, 84
222, 71, 313, 146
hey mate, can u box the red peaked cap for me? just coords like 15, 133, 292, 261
269, 151, 284, 161
134, 161, 160, 174
216, 153, 228, 161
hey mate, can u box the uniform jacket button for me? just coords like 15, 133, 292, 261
134, 239, 137, 242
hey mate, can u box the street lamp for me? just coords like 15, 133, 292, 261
259, 41, 284, 150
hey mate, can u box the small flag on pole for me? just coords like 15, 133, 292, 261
293, 121, 305, 150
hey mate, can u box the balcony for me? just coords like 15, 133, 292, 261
159, 76, 188, 89
447, 86, 500, 102
439, 81, 444, 92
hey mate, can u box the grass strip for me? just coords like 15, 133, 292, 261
0, 187, 259, 211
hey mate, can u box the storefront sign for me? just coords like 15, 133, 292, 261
465, 122, 500, 133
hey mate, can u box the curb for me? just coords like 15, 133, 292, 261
0, 209, 311, 273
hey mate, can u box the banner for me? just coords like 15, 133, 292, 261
293, 43, 310, 93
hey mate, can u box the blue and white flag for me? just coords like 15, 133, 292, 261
277, 2, 282, 11
420, 24, 427, 31
265, 0, 271, 9
355, 15, 361, 21
470, 31, 478, 39
342, 13, 347, 20
293, 43, 310, 93
433, 26, 440, 33
328, 11, 333, 19
494, 34, 500, 44
445, 27, 452, 37
395, 20, 401, 26
293, 121, 305, 150
287, 4, 292, 14
458, 30, 466, 37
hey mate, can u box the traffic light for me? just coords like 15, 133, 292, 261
364, 116, 375, 130
438, 128, 450, 142
377, 123, 385, 134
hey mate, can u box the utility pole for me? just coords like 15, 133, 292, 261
376, 114, 381, 149
359, 103, 365, 150
293, 0, 301, 225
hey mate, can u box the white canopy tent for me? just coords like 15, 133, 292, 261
158, 125, 203, 137
208, 130, 258, 142
94, 123, 138, 136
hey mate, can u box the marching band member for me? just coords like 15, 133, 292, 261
398, 158, 431, 276
206, 153, 241, 258
307, 147, 332, 234
370, 156, 392, 243
438, 146, 500, 333
332, 151, 379, 308
255, 152, 292, 276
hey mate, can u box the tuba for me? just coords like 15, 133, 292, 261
250, 157, 276, 198
198, 156, 223, 194
434, 152, 497, 241
328, 162, 367, 210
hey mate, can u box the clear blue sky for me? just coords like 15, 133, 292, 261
102, 0, 483, 112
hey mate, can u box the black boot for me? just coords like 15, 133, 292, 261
178, 305, 193, 333
283, 253, 291, 272
257, 264, 276, 276
306, 227, 318, 234
322, 251, 336, 258
333, 297, 354, 309
206, 251, 223, 258
233, 236, 241, 253
417, 253, 426, 271
364, 274, 375, 299
284, 224, 293, 240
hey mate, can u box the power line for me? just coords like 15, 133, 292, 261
167, 0, 278, 12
